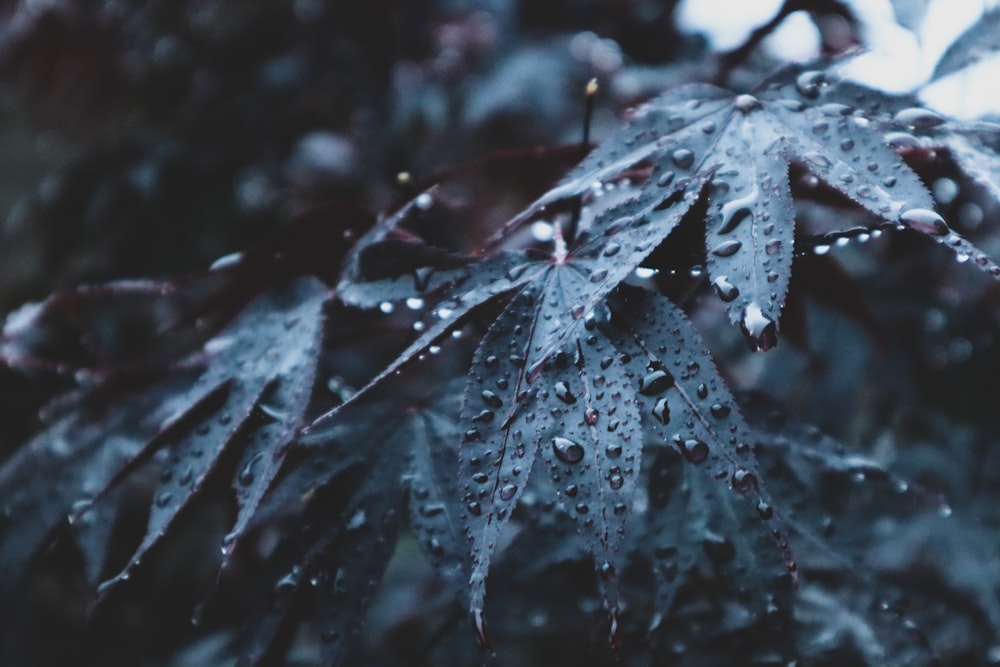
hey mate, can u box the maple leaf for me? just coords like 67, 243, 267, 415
236, 381, 466, 666
499, 67, 1000, 351
0, 277, 328, 598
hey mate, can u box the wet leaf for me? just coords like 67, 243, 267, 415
239, 383, 466, 665
508, 67, 1000, 348
100, 278, 328, 588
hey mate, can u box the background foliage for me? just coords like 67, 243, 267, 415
1, 1, 999, 666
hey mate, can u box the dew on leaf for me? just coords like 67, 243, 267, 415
671, 148, 695, 169
718, 204, 752, 234
740, 302, 777, 352
554, 381, 577, 404
680, 439, 709, 464
711, 239, 742, 257
892, 107, 944, 130
639, 369, 675, 395
652, 397, 670, 424
481, 390, 503, 407
553, 436, 585, 464
734, 94, 761, 112
589, 268, 609, 283
712, 276, 740, 302
899, 208, 949, 236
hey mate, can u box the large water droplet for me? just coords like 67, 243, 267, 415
671, 148, 694, 169
734, 94, 761, 113
639, 369, 675, 395
712, 276, 740, 302
733, 469, 758, 493
899, 208, 948, 236
652, 398, 670, 425
554, 381, 577, 405
740, 302, 777, 352
718, 205, 751, 234
680, 439, 709, 464
711, 239, 742, 257
589, 268, 609, 283
481, 390, 503, 408
499, 484, 518, 501
553, 437, 585, 464
893, 107, 944, 130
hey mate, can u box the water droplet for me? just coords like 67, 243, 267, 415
740, 302, 777, 352
710, 403, 731, 419
765, 239, 781, 255
405, 297, 424, 310
155, 491, 174, 508
733, 469, 758, 493
507, 264, 531, 281
671, 148, 694, 169
585, 408, 598, 426
795, 70, 825, 98
756, 501, 773, 520
499, 484, 518, 501
813, 244, 831, 255
711, 239, 742, 257
472, 409, 494, 423
553, 437, 585, 464
634, 267, 657, 279
603, 242, 621, 257
481, 390, 503, 407
718, 205, 751, 234
893, 107, 944, 130
589, 268, 609, 283
652, 398, 670, 425
802, 151, 831, 169
639, 369, 675, 395
575, 503, 589, 514
554, 381, 577, 404
696, 383, 708, 399
467, 501, 483, 516
379, 301, 394, 314
473, 608, 491, 649
605, 443, 622, 458
680, 439, 709, 464
472, 472, 490, 484
210, 252, 243, 270
656, 171, 675, 187
238, 453, 263, 486
899, 208, 948, 236
712, 276, 740, 302
734, 94, 761, 112
839, 138, 854, 151
609, 473, 624, 490
531, 221, 554, 242
415, 192, 434, 210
